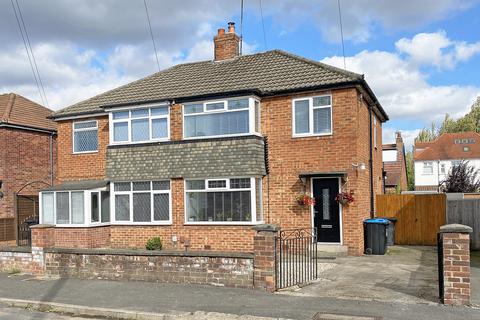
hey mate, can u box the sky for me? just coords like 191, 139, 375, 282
1, 0, 480, 149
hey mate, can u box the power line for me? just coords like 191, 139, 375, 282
143, 0, 160, 72
259, 0, 268, 51
337, 0, 346, 70
10, 0, 46, 106
240, 0, 244, 55
15, 0, 49, 107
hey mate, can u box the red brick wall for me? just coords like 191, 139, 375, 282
0, 127, 56, 219
52, 226, 111, 248
56, 117, 108, 183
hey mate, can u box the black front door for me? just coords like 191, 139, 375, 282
313, 178, 341, 243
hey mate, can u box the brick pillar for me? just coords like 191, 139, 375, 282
439, 224, 472, 306
252, 224, 279, 292
30, 224, 55, 275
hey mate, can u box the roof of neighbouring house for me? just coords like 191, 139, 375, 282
0, 93, 57, 132
414, 132, 480, 161
51, 50, 388, 121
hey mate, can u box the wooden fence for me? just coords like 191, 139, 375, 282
447, 199, 480, 250
376, 194, 446, 245
0, 218, 15, 242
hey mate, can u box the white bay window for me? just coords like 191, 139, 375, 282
183, 97, 260, 138
110, 105, 169, 144
40, 189, 110, 226
185, 177, 262, 224
292, 95, 332, 137
112, 181, 171, 224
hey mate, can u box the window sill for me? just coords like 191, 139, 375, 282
184, 221, 263, 226
182, 132, 262, 141
109, 138, 170, 146
292, 133, 333, 138
72, 151, 99, 155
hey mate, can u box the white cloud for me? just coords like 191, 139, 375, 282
382, 127, 421, 151
322, 32, 480, 122
395, 31, 480, 69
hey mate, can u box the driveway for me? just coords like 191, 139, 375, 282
280, 246, 441, 305
472, 250, 480, 307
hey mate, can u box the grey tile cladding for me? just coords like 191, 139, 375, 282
106, 136, 266, 181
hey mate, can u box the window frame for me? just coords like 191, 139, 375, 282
422, 161, 434, 175
292, 94, 333, 138
72, 120, 99, 154
39, 188, 109, 227
109, 104, 170, 145
110, 181, 172, 225
182, 96, 260, 140
184, 177, 262, 225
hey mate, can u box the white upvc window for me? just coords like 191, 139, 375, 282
423, 161, 434, 175
40, 189, 110, 227
73, 120, 98, 153
109, 105, 170, 144
184, 177, 263, 225
111, 181, 171, 225
183, 97, 260, 139
440, 163, 447, 174
292, 95, 332, 137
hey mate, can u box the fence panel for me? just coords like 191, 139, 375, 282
447, 199, 480, 250
376, 194, 446, 245
0, 218, 15, 242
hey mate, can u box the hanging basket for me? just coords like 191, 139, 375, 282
335, 191, 354, 206
295, 194, 315, 206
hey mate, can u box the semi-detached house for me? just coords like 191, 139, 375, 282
40, 23, 388, 256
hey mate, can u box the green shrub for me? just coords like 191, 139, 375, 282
146, 237, 163, 250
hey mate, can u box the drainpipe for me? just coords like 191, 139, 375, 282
368, 106, 375, 218
49, 132, 54, 186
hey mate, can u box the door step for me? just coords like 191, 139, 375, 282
315, 244, 348, 257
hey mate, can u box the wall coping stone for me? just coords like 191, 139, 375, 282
439, 224, 473, 234
30, 224, 55, 229
252, 224, 280, 232
0, 246, 32, 253
43, 247, 254, 259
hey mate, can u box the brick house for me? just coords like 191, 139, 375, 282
414, 132, 480, 191
0, 93, 57, 244
382, 132, 408, 193
40, 23, 388, 255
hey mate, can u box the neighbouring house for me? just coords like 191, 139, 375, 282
382, 132, 408, 193
414, 132, 480, 191
0, 93, 57, 245
39, 22, 388, 256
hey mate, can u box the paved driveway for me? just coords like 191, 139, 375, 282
279, 246, 442, 305
471, 250, 480, 307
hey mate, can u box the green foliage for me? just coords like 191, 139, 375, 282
405, 150, 415, 191
441, 160, 480, 193
146, 237, 163, 250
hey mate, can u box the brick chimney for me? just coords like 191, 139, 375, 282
214, 22, 240, 61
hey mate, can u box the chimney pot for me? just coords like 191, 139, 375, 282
217, 28, 225, 36
228, 22, 235, 33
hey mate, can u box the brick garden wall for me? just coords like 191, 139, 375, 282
0, 248, 33, 274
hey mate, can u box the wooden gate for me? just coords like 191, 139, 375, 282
376, 194, 446, 245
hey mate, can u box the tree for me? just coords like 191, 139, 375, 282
405, 150, 415, 191
441, 160, 480, 193
416, 122, 439, 143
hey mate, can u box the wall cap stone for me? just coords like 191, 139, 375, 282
0, 246, 32, 253
30, 224, 55, 229
439, 224, 473, 234
44, 247, 254, 259
252, 224, 280, 232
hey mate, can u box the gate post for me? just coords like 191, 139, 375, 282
30, 224, 55, 275
252, 224, 279, 292
438, 224, 472, 306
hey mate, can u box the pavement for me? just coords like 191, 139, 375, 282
281, 246, 440, 305
0, 272, 478, 320
0, 303, 102, 319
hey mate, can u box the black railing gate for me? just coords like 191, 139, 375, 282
275, 228, 318, 290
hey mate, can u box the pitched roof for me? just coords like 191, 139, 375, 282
52, 50, 387, 120
0, 93, 57, 132
414, 132, 480, 161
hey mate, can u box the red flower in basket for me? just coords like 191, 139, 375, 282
295, 194, 316, 206
335, 191, 354, 206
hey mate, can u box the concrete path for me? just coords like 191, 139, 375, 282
0, 303, 101, 319
0, 272, 478, 320
471, 251, 480, 306
281, 246, 440, 305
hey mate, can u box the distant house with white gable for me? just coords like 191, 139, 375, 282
414, 132, 480, 191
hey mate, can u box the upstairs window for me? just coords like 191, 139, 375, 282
183, 97, 260, 138
110, 106, 169, 144
423, 161, 433, 175
293, 95, 332, 137
73, 120, 98, 153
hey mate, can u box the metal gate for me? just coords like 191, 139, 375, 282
275, 228, 318, 290
16, 195, 39, 246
